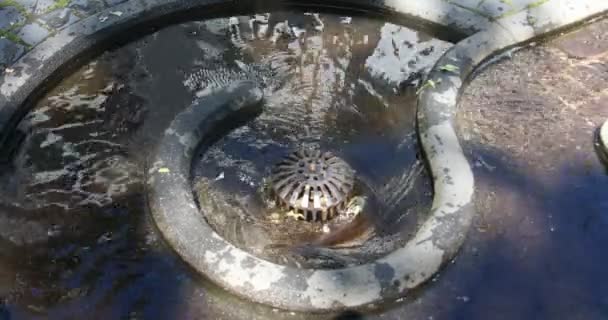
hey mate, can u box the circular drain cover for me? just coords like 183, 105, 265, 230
269, 149, 355, 221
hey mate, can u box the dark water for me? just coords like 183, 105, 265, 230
188, 13, 451, 268
0, 11, 451, 319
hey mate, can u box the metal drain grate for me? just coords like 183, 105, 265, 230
269, 149, 355, 221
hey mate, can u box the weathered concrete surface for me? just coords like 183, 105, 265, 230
555, 18, 608, 58
16, 22, 49, 46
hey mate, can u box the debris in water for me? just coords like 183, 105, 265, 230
340, 17, 352, 24
269, 213, 281, 223
286, 210, 305, 221
97, 232, 113, 244
474, 156, 496, 171
439, 64, 460, 73
345, 196, 365, 217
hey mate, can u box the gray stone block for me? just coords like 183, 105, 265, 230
69, 0, 106, 15
16, 0, 56, 15
17, 23, 50, 46
13, 0, 37, 12
0, 38, 25, 67
38, 8, 80, 29
0, 7, 26, 30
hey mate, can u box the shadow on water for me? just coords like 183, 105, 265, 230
334, 311, 364, 320
0, 176, 197, 319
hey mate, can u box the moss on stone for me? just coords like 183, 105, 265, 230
0, 0, 28, 15
44, 0, 71, 14
0, 29, 27, 47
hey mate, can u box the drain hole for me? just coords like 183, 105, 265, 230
269, 149, 355, 221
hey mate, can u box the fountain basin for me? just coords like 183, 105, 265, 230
0, 0, 478, 313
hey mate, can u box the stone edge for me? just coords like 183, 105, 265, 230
597, 119, 608, 166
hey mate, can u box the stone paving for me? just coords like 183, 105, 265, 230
0, 0, 122, 69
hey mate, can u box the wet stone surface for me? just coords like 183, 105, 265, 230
17, 23, 50, 46
190, 13, 448, 268
0, 12, 448, 318
38, 8, 79, 29
69, 0, 106, 16
0, 0, 585, 77
0, 39, 25, 69
0, 7, 25, 30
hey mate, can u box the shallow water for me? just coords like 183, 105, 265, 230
189, 13, 451, 268
1, 9, 607, 320
0, 11, 450, 318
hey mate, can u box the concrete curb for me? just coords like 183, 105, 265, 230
598, 120, 608, 166
0, 0, 606, 313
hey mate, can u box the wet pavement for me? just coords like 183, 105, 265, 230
0, 12, 445, 319
451, 17, 608, 320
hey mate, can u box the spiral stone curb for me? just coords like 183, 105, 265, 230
0, 0, 606, 313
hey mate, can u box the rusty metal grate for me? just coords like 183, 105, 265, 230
269, 148, 355, 221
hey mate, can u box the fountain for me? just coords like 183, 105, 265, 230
0, 4, 478, 315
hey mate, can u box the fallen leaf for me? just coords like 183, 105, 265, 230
439, 64, 460, 73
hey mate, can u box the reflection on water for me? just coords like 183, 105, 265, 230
0, 11, 451, 319
190, 13, 449, 268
